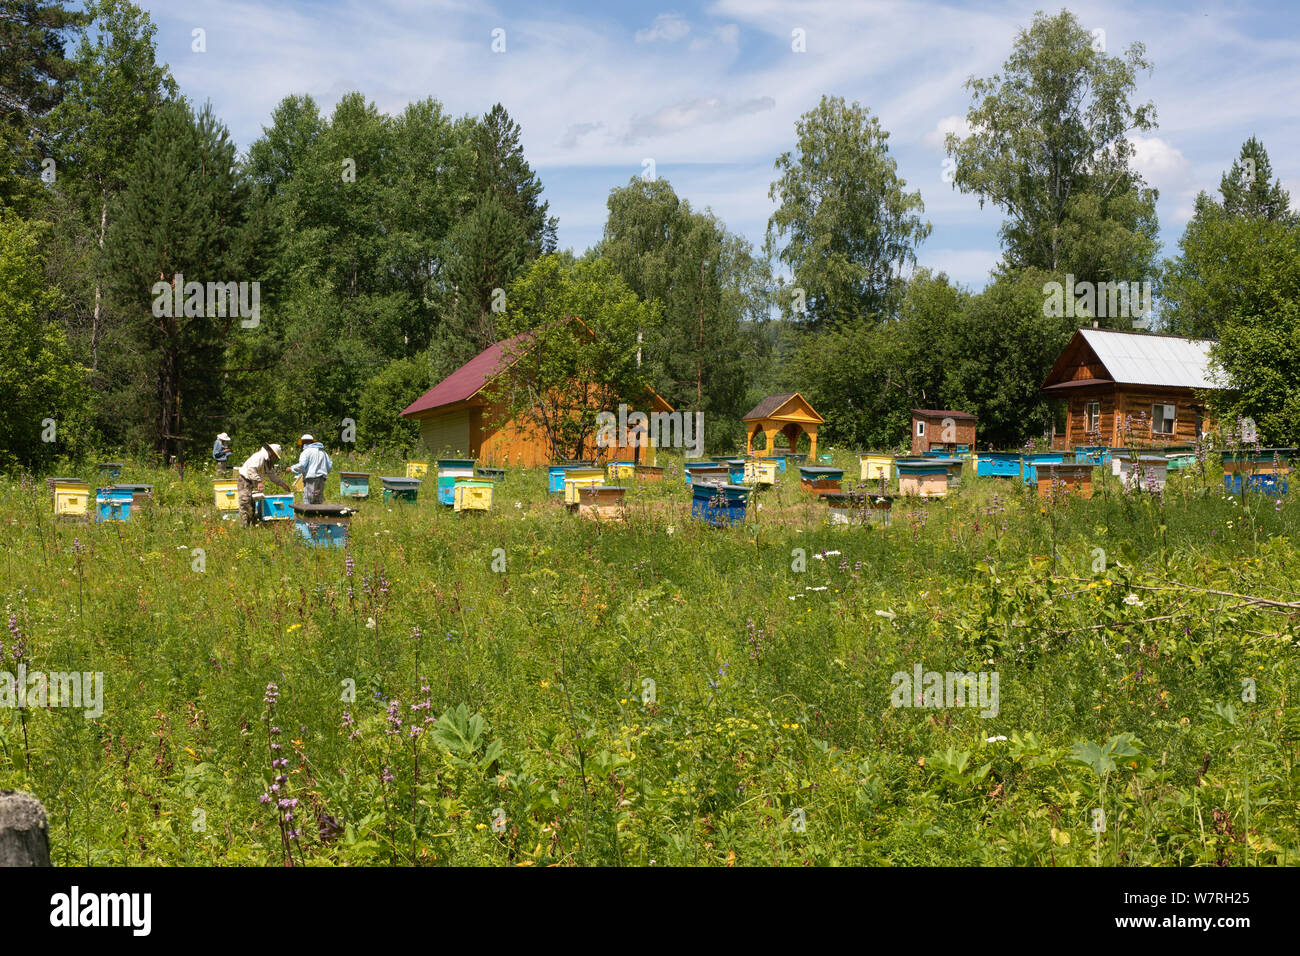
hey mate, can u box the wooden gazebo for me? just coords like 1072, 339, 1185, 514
743, 393, 824, 458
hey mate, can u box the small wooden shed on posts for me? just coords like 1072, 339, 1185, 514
911, 409, 977, 454
743, 393, 824, 459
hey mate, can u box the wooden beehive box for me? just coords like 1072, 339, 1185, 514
1020, 453, 1066, 485
453, 477, 494, 512
563, 468, 605, 505
688, 465, 730, 489
725, 459, 747, 483
292, 503, 355, 548
690, 482, 749, 527
98, 462, 124, 482
435, 459, 475, 505
213, 478, 239, 510
634, 464, 663, 482
743, 459, 777, 486
896, 459, 949, 497
112, 484, 153, 508
255, 493, 295, 521
859, 454, 893, 482
976, 452, 1021, 478
95, 486, 133, 522
1117, 455, 1169, 492
823, 491, 893, 526
475, 467, 506, 482
381, 476, 421, 503
606, 460, 635, 480
574, 484, 627, 521
797, 465, 843, 494
1035, 462, 1094, 499
53, 480, 91, 517
405, 461, 429, 479
682, 461, 720, 486
339, 472, 370, 498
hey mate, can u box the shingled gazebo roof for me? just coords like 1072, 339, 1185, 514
743, 393, 824, 424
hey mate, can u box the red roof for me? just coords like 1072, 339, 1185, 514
911, 408, 977, 421
400, 332, 533, 418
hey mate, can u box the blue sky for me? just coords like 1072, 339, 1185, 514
128, 0, 1300, 290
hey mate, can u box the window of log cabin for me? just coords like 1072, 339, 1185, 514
1085, 401, 1100, 435
1152, 403, 1175, 435
916, 420, 925, 437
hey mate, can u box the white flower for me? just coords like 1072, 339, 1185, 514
365, 617, 376, 629
806, 586, 827, 592
666, 526, 675, 535
514, 502, 522, 508
875, 609, 897, 620
985, 735, 1007, 743
1123, 594, 1143, 606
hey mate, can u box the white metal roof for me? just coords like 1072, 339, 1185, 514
1079, 329, 1222, 389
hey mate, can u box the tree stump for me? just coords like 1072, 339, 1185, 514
0, 791, 51, 866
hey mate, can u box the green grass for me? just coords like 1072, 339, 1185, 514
2, 451, 1298, 866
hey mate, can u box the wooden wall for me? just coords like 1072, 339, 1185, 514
1063, 385, 1211, 447
912, 415, 977, 453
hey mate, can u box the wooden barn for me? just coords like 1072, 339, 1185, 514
400, 332, 674, 468
911, 409, 977, 454
744, 393, 824, 459
1040, 329, 1221, 449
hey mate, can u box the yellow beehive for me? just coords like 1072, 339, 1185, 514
743, 460, 777, 485
54, 481, 90, 517
607, 461, 635, 480
859, 454, 893, 481
453, 479, 494, 512
563, 468, 605, 504
405, 461, 429, 479
213, 479, 239, 510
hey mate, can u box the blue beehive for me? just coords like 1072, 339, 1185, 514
436, 459, 476, 506
1020, 452, 1066, 485
256, 493, 294, 520
548, 461, 595, 493
725, 459, 747, 483
95, 487, 132, 522
691, 482, 749, 527
1225, 473, 1289, 496
762, 456, 787, 475
292, 503, 355, 548
1072, 446, 1111, 466
976, 452, 1022, 477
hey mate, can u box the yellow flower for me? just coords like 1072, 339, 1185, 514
286, 624, 302, 633
476, 823, 487, 830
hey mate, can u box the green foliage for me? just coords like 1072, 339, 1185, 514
768, 95, 930, 328
0, 0, 87, 213
358, 354, 427, 453
600, 177, 769, 441
491, 255, 658, 460
0, 212, 91, 468
946, 9, 1159, 282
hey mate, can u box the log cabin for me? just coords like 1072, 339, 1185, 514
911, 409, 977, 454
1040, 328, 1223, 449
400, 330, 674, 468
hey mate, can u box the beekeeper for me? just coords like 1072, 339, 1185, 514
212, 432, 232, 475
290, 434, 333, 505
237, 443, 291, 526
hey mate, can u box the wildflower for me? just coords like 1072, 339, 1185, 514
365, 617, 376, 629
875, 609, 896, 620
1123, 594, 1143, 606
985, 735, 1008, 743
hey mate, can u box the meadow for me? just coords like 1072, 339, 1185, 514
1, 451, 1298, 866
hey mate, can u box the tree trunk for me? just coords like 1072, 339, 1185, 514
0, 791, 51, 866
92, 200, 107, 371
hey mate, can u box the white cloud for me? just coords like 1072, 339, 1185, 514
922, 114, 971, 150
1128, 135, 1191, 185
623, 96, 776, 144
635, 13, 691, 43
